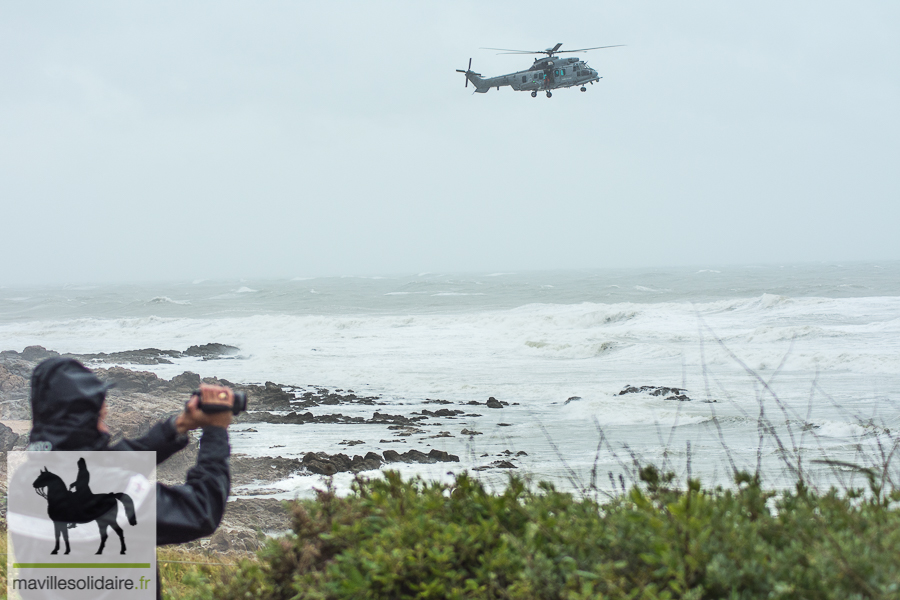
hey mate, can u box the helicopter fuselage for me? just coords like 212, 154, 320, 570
467, 56, 600, 94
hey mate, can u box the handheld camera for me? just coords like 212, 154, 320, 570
191, 388, 249, 415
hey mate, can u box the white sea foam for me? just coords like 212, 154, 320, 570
431, 292, 486, 297
235, 287, 257, 293
148, 296, 191, 305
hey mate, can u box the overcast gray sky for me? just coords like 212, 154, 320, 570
2, 1, 898, 285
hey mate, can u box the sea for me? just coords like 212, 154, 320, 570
2, 262, 899, 498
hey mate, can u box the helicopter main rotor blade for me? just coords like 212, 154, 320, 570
555, 44, 626, 53
480, 47, 540, 54
481, 44, 625, 55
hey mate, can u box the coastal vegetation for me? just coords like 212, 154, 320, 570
162, 466, 899, 600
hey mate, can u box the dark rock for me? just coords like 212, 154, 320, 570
305, 460, 337, 476
381, 448, 458, 465
565, 396, 582, 405
171, 371, 202, 391
0, 423, 19, 451
516, 451, 528, 456
473, 460, 518, 472
106, 411, 156, 445
0, 364, 28, 396
427, 449, 459, 462
423, 399, 453, 405
21, 346, 60, 362
486, 397, 503, 409
420, 408, 465, 418
79, 348, 181, 365
184, 343, 240, 359
339, 440, 364, 446
223, 498, 291, 532
208, 528, 261, 553
619, 385, 691, 401
230, 456, 305, 485
498, 423, 512, 427
401, 449, 434, 464
95, 367, 166, 393
349, 454, 382, 472
461, 429, 483, 436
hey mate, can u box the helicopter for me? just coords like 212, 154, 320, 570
456, 42, 623, 98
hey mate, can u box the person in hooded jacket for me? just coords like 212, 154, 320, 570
24, 356, 233, 597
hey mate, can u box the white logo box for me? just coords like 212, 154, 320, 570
7, 451, 156, 599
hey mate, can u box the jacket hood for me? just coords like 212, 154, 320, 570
28, 358, 112, 451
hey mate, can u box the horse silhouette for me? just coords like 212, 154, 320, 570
32, 459, 137, 555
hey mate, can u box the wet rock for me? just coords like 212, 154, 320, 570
426, 449, 458, 462
486, 397, 503, 409
236, 411, 365, 425
473, 460, 517, 471
461, 429, 483, 436
230, 456, 305, 485
619, 385, 692, 402
423, 399, 453, 405
339, 440, 365, 446
369, 412, 424, 425
301, 451, 381, 474
565, 396, 582, 405
80, 348, 182, 365
419, 408, 465, 418
184, 343, 240, 359
382, 448, 458, 465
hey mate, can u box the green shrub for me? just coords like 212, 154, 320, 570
196, 470, 900, 599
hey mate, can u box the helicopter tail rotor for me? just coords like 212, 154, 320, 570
455, 58, 482, 88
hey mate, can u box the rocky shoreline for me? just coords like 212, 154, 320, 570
1, 344, 695, 554
0, 345, 526, 553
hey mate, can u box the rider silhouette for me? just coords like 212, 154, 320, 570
66, 457, 92, 528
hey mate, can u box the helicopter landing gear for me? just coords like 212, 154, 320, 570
546, 91, 552, 98
531, 91, 537, 98
580, 86, 586, 92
